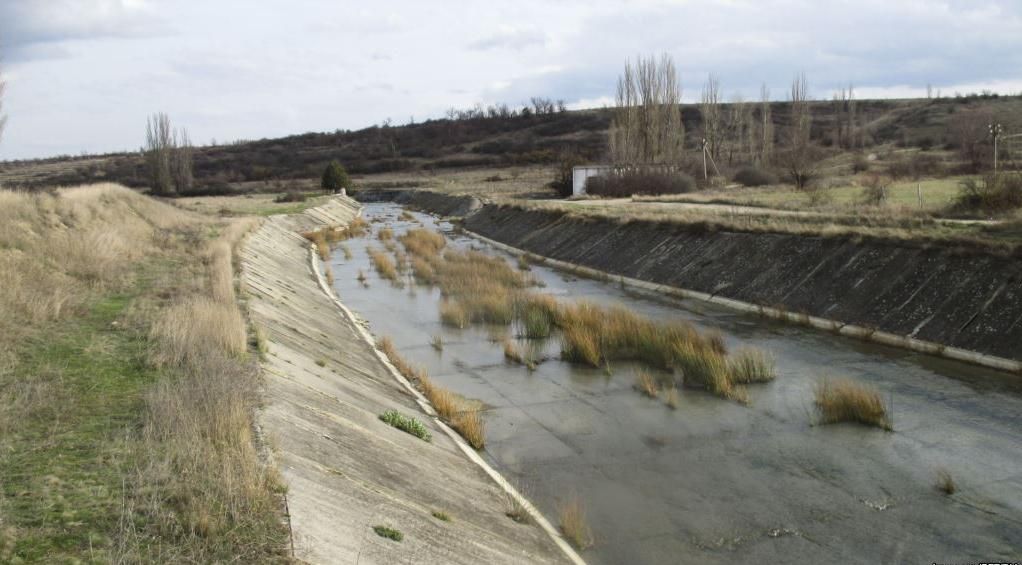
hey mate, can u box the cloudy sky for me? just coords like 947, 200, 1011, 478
1, 0, 1020, 160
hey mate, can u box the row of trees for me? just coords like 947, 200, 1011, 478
607, 54, 822, 189
443, 97, 567, 122
0, 60, 7, 146
144, 113, 193, 196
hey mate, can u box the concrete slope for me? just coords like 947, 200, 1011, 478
240, 197, 574, 564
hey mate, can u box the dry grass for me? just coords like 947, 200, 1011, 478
378, 227, 394, 241
0, 184, 287, 561
635, 371, 660, 398
505, 198, 1019, 255
301, 217, 369, 260
430, 334, 444, 351
664, 385, 679, 409
814, 378, 891, 430
378, 336, 486, 449
558, 496, 594, 550
935, 468, 956, 495
439, 300, 469, 328
148, 296, 247, 368
503, 338, 524, 363
367, 246, 400, 283
728, 347, 776, 383
400, 228, 446, 258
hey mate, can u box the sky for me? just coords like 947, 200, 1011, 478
0, 0, 1020, 160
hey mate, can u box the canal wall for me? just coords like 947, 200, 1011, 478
376, 191, 1022, 369
240, 196, 579, 564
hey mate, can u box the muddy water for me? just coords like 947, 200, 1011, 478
328, 203, 1022, 564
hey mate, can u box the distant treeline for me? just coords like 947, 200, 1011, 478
2, 91, 1020, 193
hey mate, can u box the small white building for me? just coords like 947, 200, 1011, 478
571, 165, 614, 197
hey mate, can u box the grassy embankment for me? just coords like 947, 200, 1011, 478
499, 199, 1022, 255
0, 185, 288, 562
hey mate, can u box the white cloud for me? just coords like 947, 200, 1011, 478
0, 0, 1020, 160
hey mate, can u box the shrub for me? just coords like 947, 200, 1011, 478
814, 378, 890, 430
379, 409, 432, 442
851, 153, 870, 173
372, 525, 403, 542
954, 174, 1022, 213
321, 160, 350, 193
861, 174, 891, 206
552, 153, 587, 198
273, 191, 307, 203
732, 165, 777, 187
585, 170, 696, 197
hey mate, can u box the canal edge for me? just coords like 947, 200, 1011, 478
306, 205, 589, 565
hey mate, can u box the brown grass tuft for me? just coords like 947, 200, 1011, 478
367, 246, 400, 283
558, 495, 594, 550
635, 371, 660, 398
935, 468, 956, 495
814, 378, 891, 430
728, 347, 776, 383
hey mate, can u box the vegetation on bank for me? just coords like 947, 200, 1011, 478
0, 185, 287, 562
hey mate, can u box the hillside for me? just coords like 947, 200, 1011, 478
2, 93, 1020, 192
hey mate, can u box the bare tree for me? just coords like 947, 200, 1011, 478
145, 113, 174, 195
700, 74, 722, 159
723, 93, 753, 165
780, 73, 819, 189
758, 84, 774, 164
0, 59, 7, 145
170, 127, 193, 194
608, 54, 684, 164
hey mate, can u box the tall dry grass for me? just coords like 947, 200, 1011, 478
378, 336, 486, 448
367, 246, 400, 283
0, 184, 287, 561
558, 496, 594, 550
814, 378, 891, 430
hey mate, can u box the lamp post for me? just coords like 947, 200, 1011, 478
990, 123, 1003, 174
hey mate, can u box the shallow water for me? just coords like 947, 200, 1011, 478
329, 203, 1022, 564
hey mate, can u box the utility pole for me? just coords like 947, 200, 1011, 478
990, 123, 1003, 174
701, 138, 708, 180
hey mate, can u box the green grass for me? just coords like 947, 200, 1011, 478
372, 525, 403, 542
379, 410, 432, 442
0, 289, 154, 562
431, 510, 451, 521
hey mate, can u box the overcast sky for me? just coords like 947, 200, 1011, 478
1, 0, 1020, 160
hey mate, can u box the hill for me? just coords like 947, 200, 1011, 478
2, 93, 1020, 192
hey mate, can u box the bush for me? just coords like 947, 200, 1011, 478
732, 165, 777, 187
321, 160, 350, 193
273, 191, 307, 203
861, 174, 891, 206
552, 153, 586, 197
585, 170, 696, 197
955, 174, 1022, 212
886, 153, 944, 180
851, 153, 870, 173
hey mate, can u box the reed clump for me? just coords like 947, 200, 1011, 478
367, 246, 400, 283
728, 347, 776, 383
814, 378, 891, 430
400, 228, 446, 258
636, 371, 660, 398
558, 496, 594, 550
378, 336, 485, 448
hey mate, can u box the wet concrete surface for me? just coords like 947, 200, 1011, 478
330, 203, 1022, 564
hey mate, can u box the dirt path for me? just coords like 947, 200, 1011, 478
560, 198, 1000, 225
240, 197, 578, 564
